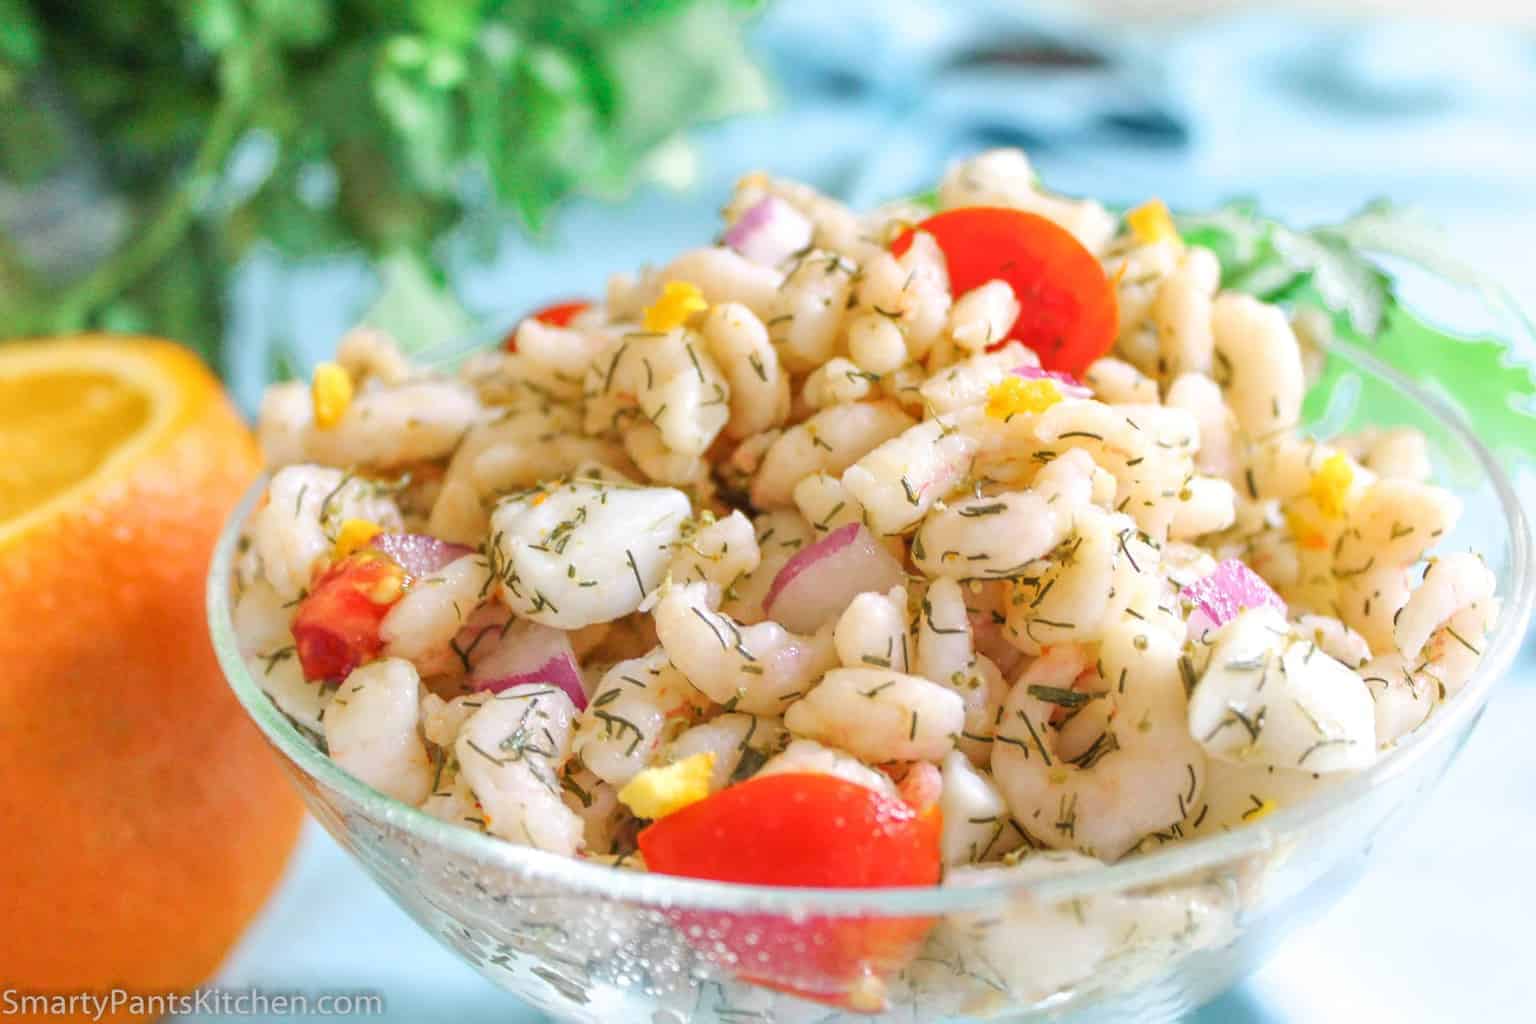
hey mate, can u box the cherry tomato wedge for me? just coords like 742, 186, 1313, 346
638, 773, 942, 1011
891, 207, 1116, 376
292, 552, 406, 683
501, 299, 591, 351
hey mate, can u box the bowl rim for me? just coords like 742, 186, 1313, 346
208, 330, 1535, 916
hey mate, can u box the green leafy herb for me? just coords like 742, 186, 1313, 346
1177, 200, 1536, 463
0, 1, 766, 365
1177, 199, 1392, 336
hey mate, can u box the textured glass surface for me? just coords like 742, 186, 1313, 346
209, 329, 1532, 1024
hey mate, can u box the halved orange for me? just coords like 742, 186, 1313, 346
0, 336, 303, 1021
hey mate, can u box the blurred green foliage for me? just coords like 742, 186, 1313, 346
0, 0, 765, 364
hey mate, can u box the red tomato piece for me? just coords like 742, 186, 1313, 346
638, 773, 942, 1012
501, 299, 591, 351
292, 553, 406, 683
891, 207, 1116, 376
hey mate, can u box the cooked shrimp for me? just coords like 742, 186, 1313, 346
1029, 400, 1200, 540
1152, 248, 1217, 380
1395, 553, 1497, 663
918, 343, 1033, 414
257, 381, 312, 467
1165, 372, 1240, 481
419, 692, 484, 748
659, 247, 781, 321
767, 248, 858, 371
665, 510, 760, 608
455, 683, 583, 854
233, 579, 291, 658
911, 449, 1093, 580
306, 379, 484, 469
582, 326, 732, 460
324, 658, 433, 805
335, 326, 412, 386
1211, 292, 1304, 438
1003, 506, 1160, 654
1339, 479, 1461, 569
948, 281, 1020, 353
938, 750, 1027, 866
654, 581, 837, 715
792, 472, 870, 540
1336, 562, 1415, 656
842, 410, 986, 534
428, 408, 621, 542
666, 713, 789, 793
1360, 652, 1436, 748
916, 577, 1008, 764
1418, 598, 1498, 698
1083, 356, 1158, 405
253, 465, 403, 601
418, 765, 481, 827
833, 586, 913, 672
490, 477, 691, 629
939, 851, 1228, 1006
1293, 613, 1372, 670
992, 619, 1206, 860
1177, 758, 1340, 839
783, 667, 966, 763
250, 650, 329, 735
506, 318, 613, 403
558, 762, 629, 854
755, 738, 898, 798
1168, 476, 1238, 541
750, 401, 915, 509
570, 647, 703, 787
699, 301, 791, 439
1188, 607, 1376, 773
379, 554, 493, 676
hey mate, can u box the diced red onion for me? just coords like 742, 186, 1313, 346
763, 523, 907, 634
967, 608, 1022, 677
471, 621, 587, 710
966, 608, 995, 640
448, 604, 515, 674
371, 533, 475, 579
723, 196, 814, 267
1181, 559, 1287, 642
1011, 365, 1093, 399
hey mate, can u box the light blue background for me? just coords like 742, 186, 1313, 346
194, 3, 1536, 1021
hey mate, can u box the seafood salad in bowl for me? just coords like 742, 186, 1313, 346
217, 148, 1532, 1021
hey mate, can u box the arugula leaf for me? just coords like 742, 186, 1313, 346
1380, 314, 1536, 460
908, 188, 940, 212
1179, 202, 1536, 463
1177, 200, 1394, 335
1303, 304, 1536, 467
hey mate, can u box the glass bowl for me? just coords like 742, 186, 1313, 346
208, 308, 1533, 1024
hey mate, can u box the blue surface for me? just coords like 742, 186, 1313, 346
197, 3, 1536, 1020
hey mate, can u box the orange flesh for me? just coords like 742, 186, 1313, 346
0, 370, 151, 521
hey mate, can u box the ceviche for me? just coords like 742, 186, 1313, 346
234, 148, 1498, 1010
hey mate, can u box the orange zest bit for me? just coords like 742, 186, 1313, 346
1310, 453, 1355, 519
1126, 198, 1178, 245
986, 376, 1061, 420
